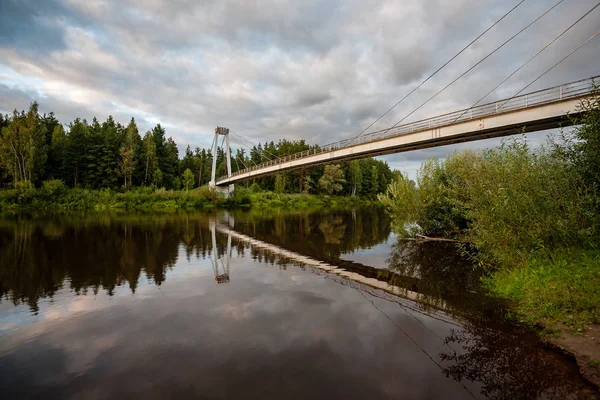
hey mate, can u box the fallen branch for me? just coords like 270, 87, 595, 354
414, 234, 465, 243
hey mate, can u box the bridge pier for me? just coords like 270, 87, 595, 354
209, 127, 234, 197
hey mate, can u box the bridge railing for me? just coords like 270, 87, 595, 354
219, 76, 597, 181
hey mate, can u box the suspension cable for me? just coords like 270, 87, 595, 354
232, 151, 242, 173
230, 131, 280, 162
500, 29, 600, 110
374, 0, 566, 140
454, 1, 600, 122
344, 0, 526, 147
229, 136, 259, 167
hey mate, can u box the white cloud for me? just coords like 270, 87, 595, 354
0, 0, 598, 160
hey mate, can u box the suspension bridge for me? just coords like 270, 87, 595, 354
205, 1, 599, 195
210, 76, 596, 192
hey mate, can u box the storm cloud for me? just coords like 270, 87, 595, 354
0, 0, 598, 174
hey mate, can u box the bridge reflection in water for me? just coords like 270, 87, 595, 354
211, 212, 455, 317
0, 210, 596, 398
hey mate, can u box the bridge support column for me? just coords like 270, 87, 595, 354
209, 127, 234, 197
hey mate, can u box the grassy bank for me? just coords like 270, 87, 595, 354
0, 180, 374, 212
378, 92, 600, 333
486, 250, 600, 331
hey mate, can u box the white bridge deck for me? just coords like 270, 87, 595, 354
216, 76, 597, 186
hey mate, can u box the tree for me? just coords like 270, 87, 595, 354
0, 103, 47, 184
50, 124, 67, 182
119, 118, 140, 191
66, 118, 89, 188
370, 165, 379, 196
274, 174, 285, 193
349, 160, 362, 195
152, 168, 163, 189
182, 168, 194, 191
303, 175, 313, 193
142, 132, 157, 185
568, 90, 600, 192
318, 164, 346, 195
42, 112, 60, 180
98, 116, 121, 189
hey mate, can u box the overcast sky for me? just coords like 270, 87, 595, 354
1, 0, 599, 178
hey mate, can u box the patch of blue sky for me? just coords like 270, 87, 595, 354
0, 64, 47, 97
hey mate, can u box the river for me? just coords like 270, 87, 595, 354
0, 207, 597, 399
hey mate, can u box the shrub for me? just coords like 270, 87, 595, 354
379, 136, 599, 270
41, 180, 67, 197
197, 185, 217, 201
462, 139, 598, 268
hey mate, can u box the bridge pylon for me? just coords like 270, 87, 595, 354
209, 126, 234, 197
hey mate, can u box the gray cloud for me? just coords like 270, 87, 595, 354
0, 0, 598, 162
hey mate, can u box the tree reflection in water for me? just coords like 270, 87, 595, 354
0, 214, 214, 313
0, 210, 595, 398
384, 237, 597, 399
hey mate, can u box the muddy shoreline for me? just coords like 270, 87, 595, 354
548, 325, 600, 390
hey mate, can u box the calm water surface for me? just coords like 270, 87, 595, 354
0, 208, 596, 399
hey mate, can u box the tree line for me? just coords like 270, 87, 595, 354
0, 209, 390, 311
0, 102, 393, 196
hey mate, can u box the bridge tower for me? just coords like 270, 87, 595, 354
209, 126, 234, 197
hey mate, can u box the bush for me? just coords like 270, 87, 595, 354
41, 180, 67, 197
379, 136, 599, 269
250, 183, 262, 193
197, 185, 217, 201
461, 140, 597, 268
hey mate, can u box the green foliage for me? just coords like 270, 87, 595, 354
378, 152, 474, 237
486, 250, 600, 329
460, 140, 597, 268
248, 191, 369, 210
249, 183, 262, 193
348, 160, 362, 195
302, 175, 313, 194
380, 137, 599, 265
415, 156, 470, 237
182, 168, 194, 191
0, 103, 47, 184
197, 185, 217, 201
152, 168, 163, 188
41, 179, 67, 197
274, 174, 285, 193
0, 101, 391, 198
377, 171, 418, 234
569, 88, 600, 192
318, 164, 346, 195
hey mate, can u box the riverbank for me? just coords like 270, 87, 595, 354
486, 249, 600, 387
0, 182, 374, 212
378, 93, 600, 386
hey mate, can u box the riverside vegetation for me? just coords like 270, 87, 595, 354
0, 103, 392, 211
379, 92, 600, 335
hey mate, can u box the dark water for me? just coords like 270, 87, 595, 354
0, 208, 596, 399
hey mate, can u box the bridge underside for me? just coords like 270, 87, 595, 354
216, 97, 586, 186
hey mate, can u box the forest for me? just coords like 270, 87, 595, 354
0, 102, 392, 198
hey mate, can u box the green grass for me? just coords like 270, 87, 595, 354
485, 249, 600, 331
